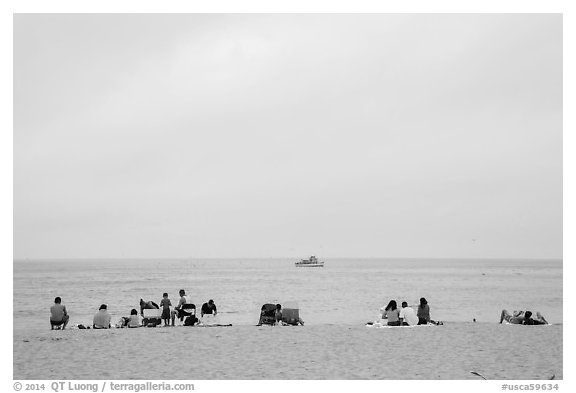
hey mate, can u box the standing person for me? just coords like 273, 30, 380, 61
50, 297, 69, 330
382, 300, 400, 326
201, 299, 217, 318
399, 301, 419, 326
93, 304, 112, 329
159, 293, 172, 326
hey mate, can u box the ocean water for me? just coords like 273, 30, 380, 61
13, 258, 562, 329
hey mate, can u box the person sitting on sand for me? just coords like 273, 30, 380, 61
416, 297, 442, 325
381, 300, 400, 326
522, 311, 549, 325
399, 301, 419, 326
128, 309, 140, 328
93, 304, 112, 329
50, 296, 69, 330
417, 297, 434, 325
201, 299, 217, 318
499, 310, 526, 324
275, 304, 283, 325
171, 289, 194, 326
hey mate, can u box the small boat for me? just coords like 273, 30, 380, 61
295, 255, 324, 267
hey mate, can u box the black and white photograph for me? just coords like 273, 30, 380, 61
11, 10, 564, 383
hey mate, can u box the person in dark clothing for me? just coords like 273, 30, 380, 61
201, 299, 217, 317
417, 297, 431, 325
417, 297, 442, 325
275, 304, 283, 325
522, 311, 549, 325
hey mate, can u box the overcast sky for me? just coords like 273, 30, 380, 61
13, 14, 562, 259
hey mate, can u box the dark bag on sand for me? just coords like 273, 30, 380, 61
142, 317, 160, 327
184, 316, 198, 326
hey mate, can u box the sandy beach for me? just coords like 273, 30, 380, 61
13, 322, 562, 380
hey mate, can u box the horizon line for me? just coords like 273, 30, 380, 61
12, 256, 563, 261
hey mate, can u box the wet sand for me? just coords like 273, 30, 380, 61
13, 322, 562, 380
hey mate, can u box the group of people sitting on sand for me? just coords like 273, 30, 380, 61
49, 289, 218, 330
377, 297, 443, 326
257, 303, 305, 326
134, 289, 217, 328
50, 293, 552, 330
499, 309, 549, 325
